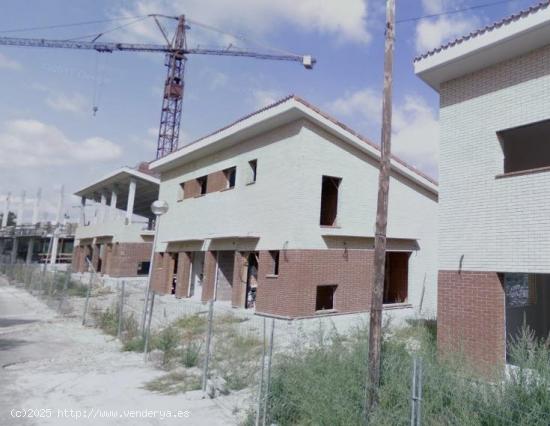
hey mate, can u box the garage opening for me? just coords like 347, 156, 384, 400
498, 118, 550, 174
505, 273, 550, 361
320, 176, 341, 226
383, 252, 410, 304
316, 285, 337, 311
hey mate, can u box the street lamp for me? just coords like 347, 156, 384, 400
141, 200, 169, 345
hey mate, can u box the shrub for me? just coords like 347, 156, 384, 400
156, 326, 180, 367
181, 341, 202, 368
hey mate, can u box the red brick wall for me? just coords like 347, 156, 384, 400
201, 251, 217, 302
107, 242, 152, 278
255, 249, 374, 318
151, 252, 172, 294
232, 251, 247, 308
438, 270, 506, 370
207, 170, 227, 193
175, 252, 192, 298
183, 179, 201, 199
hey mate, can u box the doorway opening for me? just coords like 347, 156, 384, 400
190, 252, 205, 301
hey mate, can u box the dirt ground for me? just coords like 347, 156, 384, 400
0, 279, 238, 426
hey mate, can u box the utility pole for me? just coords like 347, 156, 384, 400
367, 0, 395, 412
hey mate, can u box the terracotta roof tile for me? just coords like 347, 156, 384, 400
150, 95, 438, 186
414, 1, 550, 63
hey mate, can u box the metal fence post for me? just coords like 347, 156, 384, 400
117, 280, 126, 339
58, 268, 71, 312
143, 292, 156, 361
262, 318, 276, 426
82, 269, 94, 326
255, 317, 267, 426
201, 299, 215, 393
411, 356, 423, 426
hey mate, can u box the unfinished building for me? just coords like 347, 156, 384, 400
415, 3, 550, 367
71, 164, 159, 285
146, 96, 438, 319
0, 189, 75, 267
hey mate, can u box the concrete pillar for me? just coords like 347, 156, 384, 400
49, 236, 59, 265
10, 237, 18, 264
79, 197, 86, 226
126, 179, 136, 224
54, 185, 64, 226
32, 188, 41, 225
16, 191, 25, 226
99, 191, 107, 223
109, 188, 118, 220
26, 238, 34, 265
231, 251, 248, 308
201, 251, 218, 302
175, 252, 192, 298
2, 192, 11, 228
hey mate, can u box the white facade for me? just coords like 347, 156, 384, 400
151, 98, 439, 315
419, 29, 550, 274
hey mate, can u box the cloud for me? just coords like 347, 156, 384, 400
392, 96, 439, 176
45, 92, 89, 114
0, 119, 123, 168
0, 52, 21, 70
251, 89, 283, 108
208, 71, 228, 90
328, 88, 380, 120
327, 89, 439, 178
115, 0, 370, 45
415, 1, 480, 54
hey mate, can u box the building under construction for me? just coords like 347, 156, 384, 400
70, 163, 160, 285
0, 188, 76, 266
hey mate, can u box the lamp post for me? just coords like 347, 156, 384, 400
141, 200, 169, 340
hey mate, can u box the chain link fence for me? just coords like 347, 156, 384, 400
3, 262, 550, 425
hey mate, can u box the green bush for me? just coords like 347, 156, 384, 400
157, 326, 180, 367
181, 341, 202, 368
263, 321, 550, 426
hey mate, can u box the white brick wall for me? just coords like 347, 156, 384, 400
439, 44, 550, 273
155, 118, 439, 314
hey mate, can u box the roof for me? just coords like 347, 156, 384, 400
150, 95, 438, 194
414, 1, 550, 90
74, 166, 160, 218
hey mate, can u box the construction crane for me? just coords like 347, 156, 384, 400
0, 14, 315, 159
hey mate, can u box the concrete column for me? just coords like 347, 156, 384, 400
99, 191, 107, 223
16, 190, 25, 226
175, 252, 192, 298
2, 192, 11, 228
49, 236, 59, 265
126, 178, 136, 224
79, 197, 86, 226
26, 238, 34, 265
110, 188, 118, 220
32, 188, 42, 225
10, 237, 18, 264
231, 251, 248, 308
54, 185, 64, 226
201, 251, 218, 302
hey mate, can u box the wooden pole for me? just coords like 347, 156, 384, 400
367, 0, 396, 412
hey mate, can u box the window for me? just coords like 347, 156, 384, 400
177, 182, 185, 201
224, 167, 236, 189
383, 252, 410, 304
316, 285, 337, 311
137, 261, 150, 276
320, 176, 341, 226
498, 118, 550, 174
269, 250, 280, 276
248, 159, 257, 184
197, 176, 208, 195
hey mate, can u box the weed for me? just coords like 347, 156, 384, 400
144, 370, 202, 395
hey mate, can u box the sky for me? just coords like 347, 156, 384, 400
0, 0, 539, 221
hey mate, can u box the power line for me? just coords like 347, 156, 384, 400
0, 15, 148, 34
396, 0, 523, 24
